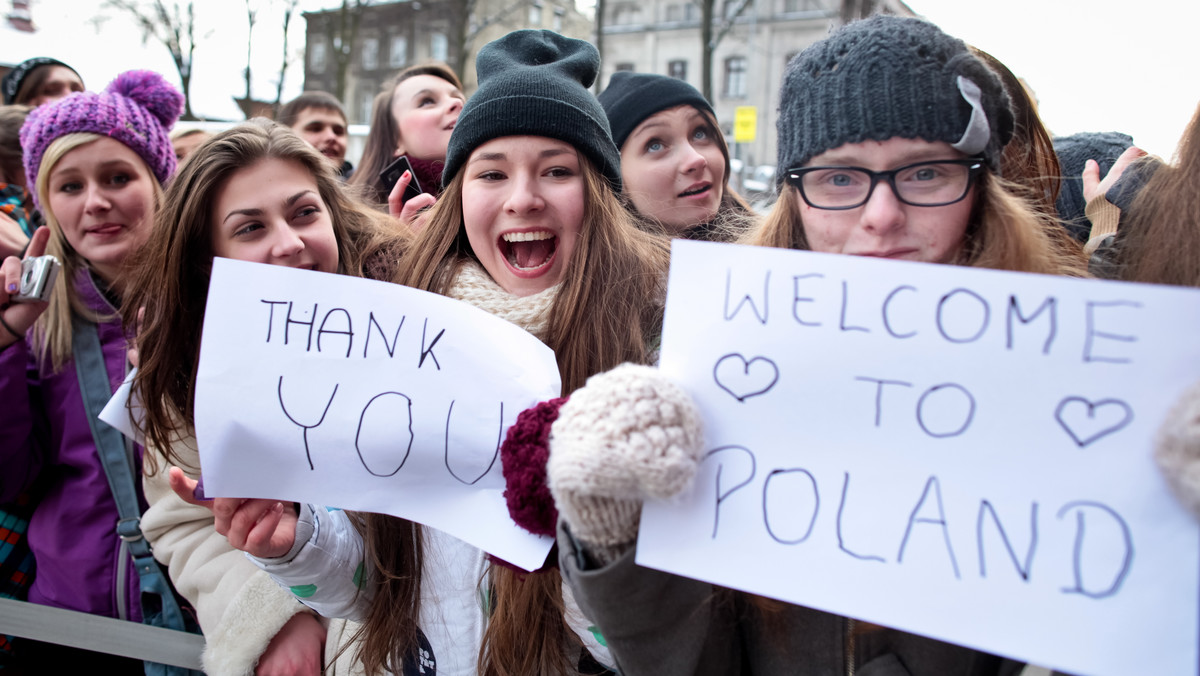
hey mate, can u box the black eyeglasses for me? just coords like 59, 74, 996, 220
784, 158, 985, 210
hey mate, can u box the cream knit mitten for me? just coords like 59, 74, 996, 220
548, 363, 704, 565
1156, 379, 1200, 521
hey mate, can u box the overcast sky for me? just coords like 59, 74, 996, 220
9, 0, 1197, 159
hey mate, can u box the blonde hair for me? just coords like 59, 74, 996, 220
749, 173, 1086, 277
31, 132, 164, 372
354, 150, 671, 675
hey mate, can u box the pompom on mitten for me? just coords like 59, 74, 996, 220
1156, 380, 1200, 521
502, 397, 568, 538
547, 363, 704, 565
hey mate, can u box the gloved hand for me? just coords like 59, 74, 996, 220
1157, 380, 1200, 521
547, 363, 704, 564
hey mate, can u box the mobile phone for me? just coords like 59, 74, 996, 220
379, 155, 424, 206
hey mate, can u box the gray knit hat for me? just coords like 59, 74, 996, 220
599, 71, 715, 151
442, 30, 622, 191
776, 15, 1013, 185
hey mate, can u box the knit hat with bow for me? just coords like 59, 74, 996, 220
776, 15, 1013, 184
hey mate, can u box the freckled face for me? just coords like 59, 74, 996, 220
460, 136, 583, 297
211, 158, 339, 273
796, 137, 975, 265
620, 105, 725, 235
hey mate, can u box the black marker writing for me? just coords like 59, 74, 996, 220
277, 375, 338, 470
898, 475, 961, 579
762, 468, 819, 545
1057, 501, 1133, 599
977, 499, 1038, 581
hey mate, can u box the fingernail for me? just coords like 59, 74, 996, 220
6, 283, 15, 293
193, 477, 207, 501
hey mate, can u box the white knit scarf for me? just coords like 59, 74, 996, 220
445, 260, 557, 342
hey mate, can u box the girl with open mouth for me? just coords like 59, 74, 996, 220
209, 30, 670, 676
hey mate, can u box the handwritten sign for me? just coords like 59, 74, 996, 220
642, 240, 1200, 676
195, 258, 560, 571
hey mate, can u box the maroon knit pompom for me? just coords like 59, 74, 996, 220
501, 397, 567, 537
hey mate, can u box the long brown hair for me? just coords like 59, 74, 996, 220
750, 172, 1087, 277
350, 62, 463, 207
1117, 102, 1200, 287
970, 47, 1062, 222
122, 119, 403, 470
353, 148, 671, 675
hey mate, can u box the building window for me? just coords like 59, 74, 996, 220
430, 32, 448, 62
615, 62, 635, 73
684, 3, 698, 20
668, 60, 687, 80
310, 40, 327, 73
553, 7, 564, 31
722, 0, 742, 19
529, 1, 543, 25
664, 3, 682, 21
361, 37, 379, 70
783, 0, 822, 11
723, 56, 747, 98
390, 35, 408, 68
360, 89, 375, 125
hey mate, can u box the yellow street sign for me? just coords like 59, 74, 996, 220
734, 106, 757, 143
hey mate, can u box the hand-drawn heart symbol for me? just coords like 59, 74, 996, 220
713, 353, 779, 402
1054, 396, 1134, 448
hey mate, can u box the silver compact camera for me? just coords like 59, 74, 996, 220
14, 255, 61, 303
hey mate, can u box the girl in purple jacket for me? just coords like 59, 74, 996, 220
0, 70, 182, 672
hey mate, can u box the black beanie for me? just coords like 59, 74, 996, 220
599, 71, 715, 151
776, 15, 1013, 185
2, 57, 79, 105
442, 30, 622, 191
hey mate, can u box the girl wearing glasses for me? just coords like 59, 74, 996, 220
755, 17, 1083, 273
542, 16, 1085, 676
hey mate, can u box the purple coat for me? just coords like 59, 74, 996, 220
0, 268, 142, 622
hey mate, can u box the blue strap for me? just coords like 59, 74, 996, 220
71, 315, 201, 676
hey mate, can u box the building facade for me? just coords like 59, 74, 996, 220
303, 0, 592, 125
600, 0, 911, 178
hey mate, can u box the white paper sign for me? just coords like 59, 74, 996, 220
643, 239, 1200, 676
195, 258, 560, 571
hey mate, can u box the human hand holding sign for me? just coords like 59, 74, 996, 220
168, 466, 299, 559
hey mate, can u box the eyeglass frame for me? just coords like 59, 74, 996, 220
783, 157, 987, 210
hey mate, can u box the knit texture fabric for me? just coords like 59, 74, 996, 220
1156, 380, 1200, 521
501, 397, 568, 537
445, 260, 556, 341
599, 71, 715, 151
1, 57, 78, 105
547, 363, 704, 564
441, 29, 621, 191
21, 70, 183, 207
1052, 131, 1135, 243
776, 15, 1013, 183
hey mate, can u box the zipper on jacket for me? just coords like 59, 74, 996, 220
116, 539, 129, 621
845, 617, 856, 676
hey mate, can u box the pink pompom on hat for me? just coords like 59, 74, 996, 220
20, 70, 184, 208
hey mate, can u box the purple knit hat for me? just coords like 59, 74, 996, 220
21, 70, 184, 209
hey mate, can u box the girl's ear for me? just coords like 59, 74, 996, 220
393, 141, 406, 158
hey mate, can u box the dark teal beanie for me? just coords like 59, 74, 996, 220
599, 71, 715, 151
442, 30, 622, 191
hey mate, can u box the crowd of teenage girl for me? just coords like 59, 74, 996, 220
0, 14, 1197, 676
